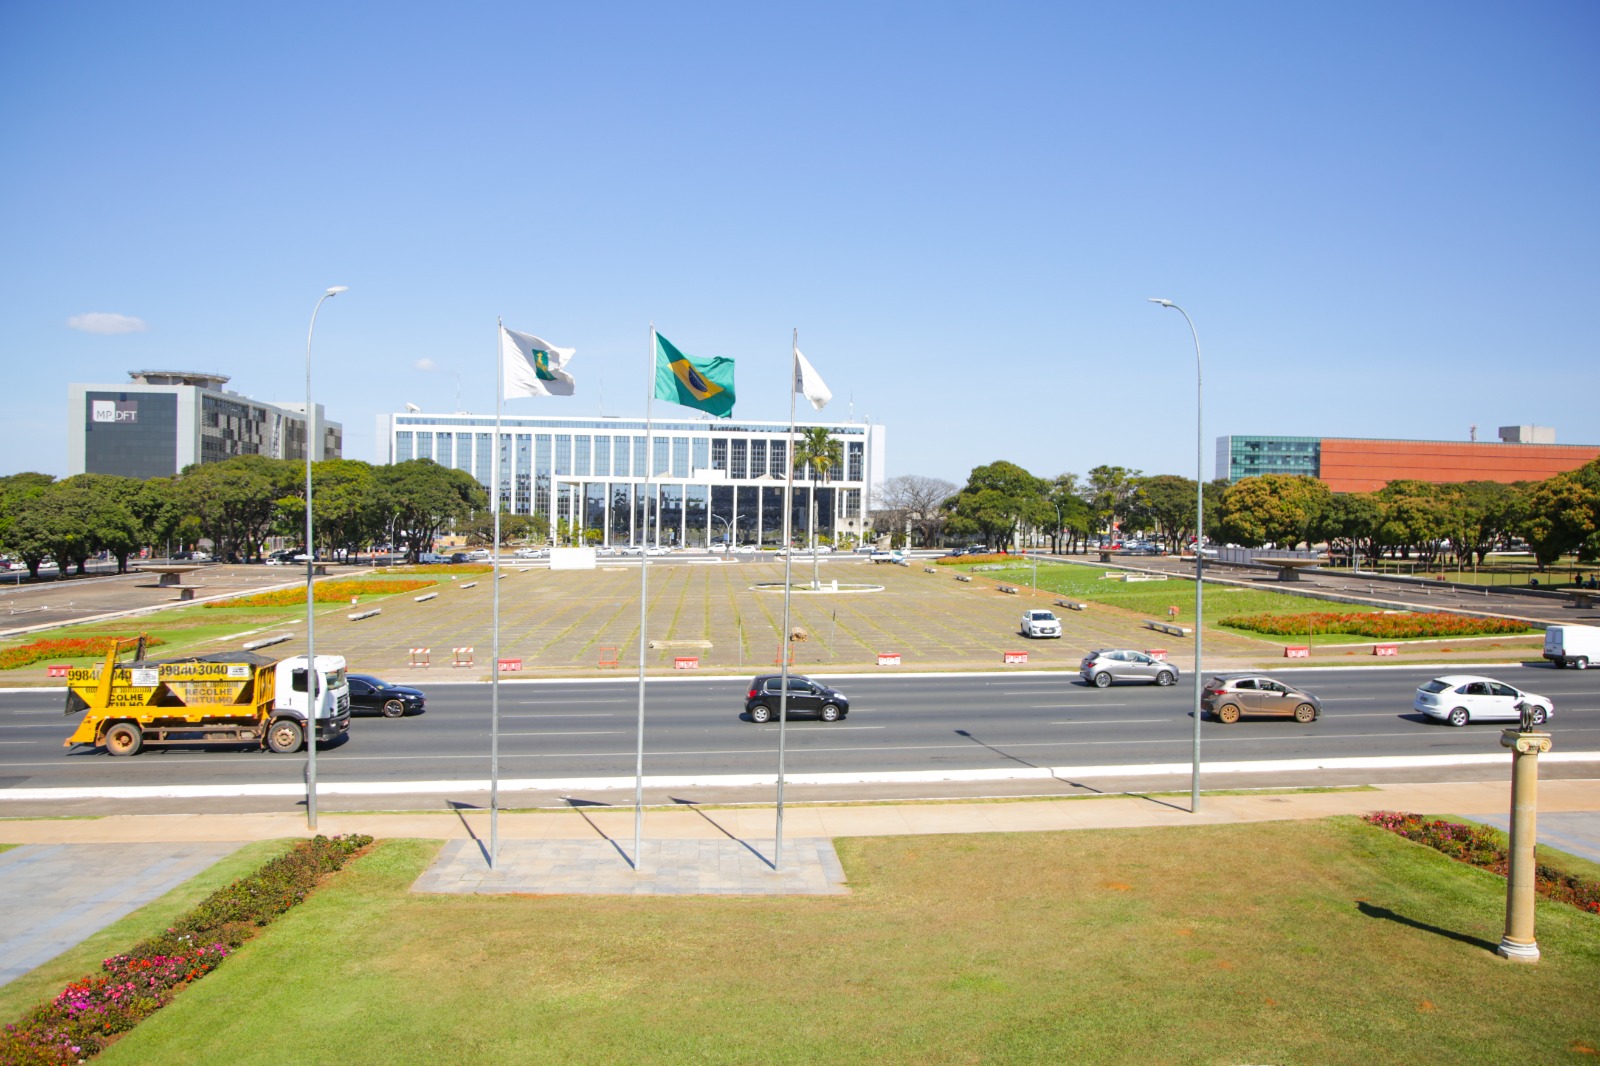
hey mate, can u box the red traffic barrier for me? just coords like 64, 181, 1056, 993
673, 656, 699, 670
497, 657, 522, 671
409, 647, 431, 668
46, 664, 70, 678
1373, 643, 1398, 657
1003, 650, 1029, 664
877, 652, 902, 666
452, 647, 475, 668
1146, 649, 1168, 661
1284, 645, 1310, 658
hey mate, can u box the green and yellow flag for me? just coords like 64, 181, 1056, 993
654, 332, 735, 417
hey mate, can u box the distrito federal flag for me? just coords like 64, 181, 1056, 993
654, 332, 735, 417
501, 326, 576, 398
793, 343, 831, 411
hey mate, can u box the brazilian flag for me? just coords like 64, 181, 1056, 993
653, 332, 735, 417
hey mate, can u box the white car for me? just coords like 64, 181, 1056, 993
732, 545, 757, 555
1020, 609, 1062, 638
1413, 675, 1553, 727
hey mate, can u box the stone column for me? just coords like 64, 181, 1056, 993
1497, 728, 1552, 963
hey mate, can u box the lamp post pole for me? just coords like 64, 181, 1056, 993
1149, 298, 1204, 813
304, 285, 347, 831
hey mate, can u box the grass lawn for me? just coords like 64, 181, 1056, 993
84, 820, 1599, 1065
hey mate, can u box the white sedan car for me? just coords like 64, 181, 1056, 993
1413, 675, 1553, 727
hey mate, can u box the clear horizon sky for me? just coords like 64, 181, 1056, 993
3, 2, 1596, 487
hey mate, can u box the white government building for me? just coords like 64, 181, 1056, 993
376, 412, 887, 549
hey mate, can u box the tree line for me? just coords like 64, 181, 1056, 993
875, 458, 1600, 570
0, 457, 493, 577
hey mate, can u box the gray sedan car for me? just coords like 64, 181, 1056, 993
1079, 650, 1179, 688
1202, 674, 1321, 723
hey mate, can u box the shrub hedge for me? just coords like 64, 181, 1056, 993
0, 834, 371, 1065
1219, 610, 1527, 639
1364, 812, 1600, 915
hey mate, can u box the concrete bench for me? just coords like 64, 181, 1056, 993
1055, 600, 1087, 611
1143, 619, 1193, 637
998, 585, 1018, 594
955, 574, 972, 582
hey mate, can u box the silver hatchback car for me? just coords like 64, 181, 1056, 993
1080, 650, 1180, 688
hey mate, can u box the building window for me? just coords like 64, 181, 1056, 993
594, 435, 610, 477
848, 441, 863, 482
750, 439, 766, 478
633, 436, 646, 477
712, 438, 728, 472
613, 435, 630, 476
575, 435, 591, 477
555, 434, 572, 475
654, 435, 669, 477
731, 439, 748, 479
672, 436, 689, 478
693, 437, 710, 472
396, 431, 414, 462
769, 439, 786, 479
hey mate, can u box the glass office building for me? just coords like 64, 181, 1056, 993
68, 371, 341, 479
1215, 435, 1321, 482
377, 412, 888, 549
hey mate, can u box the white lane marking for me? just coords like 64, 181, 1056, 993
516, 699, 629, 705
7, 750, 1599, 799
1050, 718, 1166, 726
754, 725, 885, 732
501, 730, 628, 737
1033, 703, 1131, 708
500, 713, 617, 719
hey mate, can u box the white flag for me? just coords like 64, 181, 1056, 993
501, 326, 576, 398
793, 343, 831, 411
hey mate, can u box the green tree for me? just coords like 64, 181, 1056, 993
1518, 471, 1597, 570
1132, 474, 1200, 554
377, 460, 487, 562
944, 461, 1050, 551
1083, 465, 1142, 540
180, 455, 297, 561
793, 428, 844, 547
1217, 475, 1333, 550
57, 474, 145, 572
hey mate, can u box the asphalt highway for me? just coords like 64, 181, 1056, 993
3, 662, 1597, 815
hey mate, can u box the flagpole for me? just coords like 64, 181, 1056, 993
775, 328, 800, 871
490, 317, 504, 869
634, 323, 656, 870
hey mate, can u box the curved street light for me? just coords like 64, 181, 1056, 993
304, 285, 347, 830
1148, 297, 1204, 813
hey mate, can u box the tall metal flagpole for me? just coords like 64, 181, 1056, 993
775, 328, 800, 870
490, 317, 504, 867
633, 324, 657, 869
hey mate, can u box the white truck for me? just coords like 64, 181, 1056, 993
1020, 609, 1062, 638
1544, 624, 1600, 669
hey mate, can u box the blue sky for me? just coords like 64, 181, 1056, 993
3, 1, 1596, 486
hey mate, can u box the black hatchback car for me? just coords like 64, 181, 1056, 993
346, 674, 427, 718
744, 675, 850, 723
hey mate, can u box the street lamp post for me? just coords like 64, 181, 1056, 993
304, 285, 347, 830
1149, 298, 1204, 813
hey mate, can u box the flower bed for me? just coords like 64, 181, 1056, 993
0, 834, 372, 1065
1219, 610, 1528, 640
380, 563, 494, 576
1364, 812, 1600, 916
936, 553, 1013, 566
205, 578, 437, 609
0, 635, 167, 671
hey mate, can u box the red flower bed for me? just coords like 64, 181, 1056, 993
1220, 611, 1527, 640
1364, 812, 1600, 916
0, 834, 371, 1065
205, 578, 437, 609
0, 636, 167, 672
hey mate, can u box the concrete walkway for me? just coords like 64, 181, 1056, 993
0, 841, 243, 987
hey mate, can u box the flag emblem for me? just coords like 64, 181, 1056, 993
533, 349, 558, 381
654, 332, 735, 416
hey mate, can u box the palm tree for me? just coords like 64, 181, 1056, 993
793, 427, 843, 588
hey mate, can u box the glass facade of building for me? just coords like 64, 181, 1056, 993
383, 413, 886, 548
1216, 435, 1321, 482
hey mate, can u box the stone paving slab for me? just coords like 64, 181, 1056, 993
412, 837, 848, 896
0, 841, 243, 987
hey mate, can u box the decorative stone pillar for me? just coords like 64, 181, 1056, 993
1497, 727, 1552, 963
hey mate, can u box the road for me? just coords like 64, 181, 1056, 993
3, 663, 1597, 815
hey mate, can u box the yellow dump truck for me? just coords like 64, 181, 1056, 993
63, 637, 351, 756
